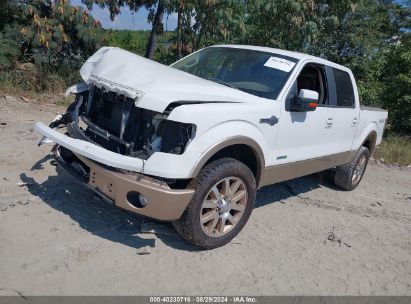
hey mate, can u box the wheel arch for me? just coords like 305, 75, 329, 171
361, 130, 378, 156
189, 136, 265, 187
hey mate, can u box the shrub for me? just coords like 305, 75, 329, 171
0, 64, 80, 94
374, 135, 411, 166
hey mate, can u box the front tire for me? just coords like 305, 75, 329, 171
334, 146, 370, 191
173, 158, 256, 249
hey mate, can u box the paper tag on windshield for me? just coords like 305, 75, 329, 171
264, 56, 295, 72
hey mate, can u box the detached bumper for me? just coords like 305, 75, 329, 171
35, 121, 197, 219
56, 154, 194, 221
34, 121, 146, 172
34, 121, 202, 179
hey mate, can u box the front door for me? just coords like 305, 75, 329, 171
274, 63, 340, 164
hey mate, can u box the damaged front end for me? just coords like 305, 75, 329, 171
44, 84, 196, 161
36, 83, 197, 220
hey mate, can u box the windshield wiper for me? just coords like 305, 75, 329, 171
206, 78, 237, 89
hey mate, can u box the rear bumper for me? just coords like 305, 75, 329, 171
55, 152, 194, 221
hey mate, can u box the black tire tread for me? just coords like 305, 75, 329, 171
335, 146, 369, 191
172, 157, 256, 249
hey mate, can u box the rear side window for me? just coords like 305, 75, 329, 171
333, 68, 355, 107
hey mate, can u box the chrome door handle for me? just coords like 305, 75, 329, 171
325, 117, 333, 128
260, 115, 279, 126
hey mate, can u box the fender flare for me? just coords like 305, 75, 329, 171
360, 130, 378, 155
189, 136, 266, 186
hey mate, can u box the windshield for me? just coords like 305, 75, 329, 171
171, 47, 298, 100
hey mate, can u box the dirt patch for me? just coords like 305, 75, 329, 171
326, 227, 351, 248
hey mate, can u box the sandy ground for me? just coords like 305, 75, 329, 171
0, 96, 410, 296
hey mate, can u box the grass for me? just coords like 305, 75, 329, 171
374, 135, 411, 166
56, 94, 75, 107
0, 62, 82, 97
0, 68, 66, 94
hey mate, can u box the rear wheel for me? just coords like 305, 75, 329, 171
334, 146, 370, 191
172, 158, 256, 249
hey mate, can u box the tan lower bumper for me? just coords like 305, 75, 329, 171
61, 154, 194, 221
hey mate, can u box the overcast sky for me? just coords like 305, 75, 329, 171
71, 0, 178, 31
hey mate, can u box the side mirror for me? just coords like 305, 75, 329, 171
290, 89, 319, 112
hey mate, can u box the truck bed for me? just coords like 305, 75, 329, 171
360, 105, 388, 112
358, 106, 388, 147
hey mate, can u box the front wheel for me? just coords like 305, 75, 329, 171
172, 158, 256, 249
334, 146, 370, 191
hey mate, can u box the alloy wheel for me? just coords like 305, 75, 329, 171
200, 177, 248, 237
352, 155, 367, 185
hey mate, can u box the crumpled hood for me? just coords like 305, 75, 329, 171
80, 47, 258, 113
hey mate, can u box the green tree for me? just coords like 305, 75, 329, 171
81, 0, 164, 58
244, 0, 318, 50
382, 35, 411, 134
81, 0, 146, 20
82, 0, 245, 58
18, 0, 104, 67
179, 0, 245, 52
145, 0, 165, 58
105, 29, 149, 54
308, 0, 409, 108
0, 0, 21, 67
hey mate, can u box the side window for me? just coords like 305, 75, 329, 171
296, 64, 328, 105
333, 68, 355, 107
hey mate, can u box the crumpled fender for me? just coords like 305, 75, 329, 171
37, 97, 83, 146
64, 82, 89, 97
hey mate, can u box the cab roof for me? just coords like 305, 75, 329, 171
213, 44, 351, 73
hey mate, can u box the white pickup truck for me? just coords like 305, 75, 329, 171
35, 45, 388, 249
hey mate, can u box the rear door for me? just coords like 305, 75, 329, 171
327, 68, 360, 153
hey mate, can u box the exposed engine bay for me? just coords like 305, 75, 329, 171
61, 86, 196, 160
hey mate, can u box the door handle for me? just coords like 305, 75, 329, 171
325, 117, 333, 128
260, 115, 279, 126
